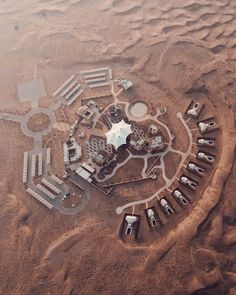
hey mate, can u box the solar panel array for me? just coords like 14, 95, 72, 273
42, 178, 61, 194
84, 72, 106, 79
53, 75, 75, 97
22, 152, 29, 183
65, 83, 81, 100
85, 76, 106, 84
46, 148, 51, 165
81, 67, 112, 89
53, 75, 84, 106
36, 183, 56, 200
88, 82, 110, 89
61, 80, 77, 97
108, 68, 112, 80
26, 188, 53, 210
67, 89, 84, 106
50, 174, 63, 185
31, 154, 36, 178
38, 153, 43, 176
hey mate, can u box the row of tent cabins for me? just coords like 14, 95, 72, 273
185, 100, 219, 134
121, 101, 219, 239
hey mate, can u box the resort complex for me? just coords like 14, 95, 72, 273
0, 66, 220, 242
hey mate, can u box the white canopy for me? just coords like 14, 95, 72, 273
105, 119, 132, 150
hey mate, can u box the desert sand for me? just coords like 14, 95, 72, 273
0, 0, 236, 294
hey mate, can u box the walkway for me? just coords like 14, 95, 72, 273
0, 75, 193, 216
0, 73, 89, 214
115, 112, 193, 214
86, 81, 193, 215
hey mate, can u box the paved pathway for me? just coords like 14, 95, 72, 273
0, 106, 56, 150
115, 112, 193, 214
94, 81, 172, 182
87, 81, 192, 215
0, 76, 88, 214
0, 77, 192, 216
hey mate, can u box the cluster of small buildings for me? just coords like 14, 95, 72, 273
57, 74, 136, 184
63, 137, 82, 165
69, 102, 166, 184
103, 104, 124, 127
77, 100, 103, 127
129, 123, 165, 153
120, 100, 219, 240
76, 162, 96, 183
102, 104, 165, 154
24, 62, 220, 234
91, 149, 113, 166
24, 67, 139, 210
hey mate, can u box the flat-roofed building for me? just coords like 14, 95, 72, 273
76, 166, 93, 183
63, 137, 82, 165
81, 162, 95, 174
148, 135, 164, 152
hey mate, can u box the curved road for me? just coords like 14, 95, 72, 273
0, 79, 192, 216
115, 112, 193, 214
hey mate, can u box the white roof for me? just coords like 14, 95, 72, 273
82, 162, 95, 174
105, 119, 132, 150
119, 79, 133, 90
76, 167, 91, 180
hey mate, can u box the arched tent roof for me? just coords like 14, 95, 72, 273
105, 119, 132, 150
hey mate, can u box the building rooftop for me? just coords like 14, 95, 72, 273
105, 119, 133, 150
